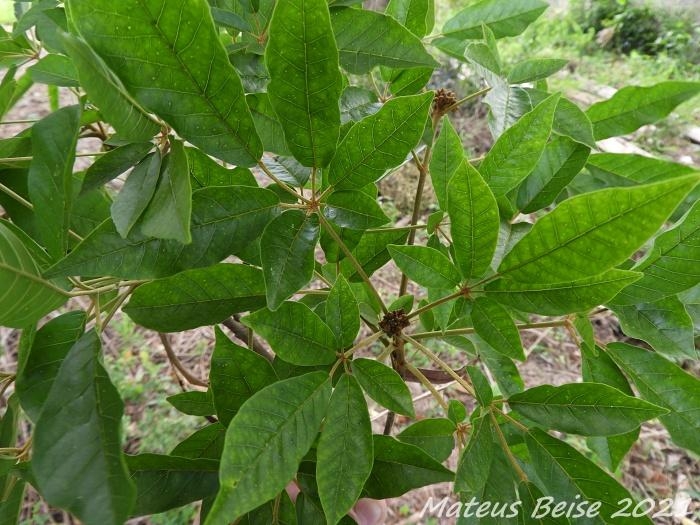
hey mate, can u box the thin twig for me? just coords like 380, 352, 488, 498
222, 317, 274, 362
159, 333, 208, 387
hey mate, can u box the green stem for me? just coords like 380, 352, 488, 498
344, 331, 384, 359
407, 289, 463, 320
410, 320, 568, 340
318, 212, 388, 314
490, 409, 528, 482
404, 335, 475, 397
257, 160, 310, 204
405, 362, 448, 410
444, 86, 492, 114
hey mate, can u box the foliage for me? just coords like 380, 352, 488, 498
0, 0, 699, 524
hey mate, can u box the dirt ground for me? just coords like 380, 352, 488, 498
1, 63, 699, 524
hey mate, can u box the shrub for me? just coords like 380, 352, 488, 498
0, 0, 699, 524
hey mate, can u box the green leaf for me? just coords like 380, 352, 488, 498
338, 228, 410, 282
386, 0, 435, 37
518, 481, 572, 525
210, 328, 278, 426
81, 142, 153, 194
508, 58, 568, 84
352, 358, 415, 417
581, 344, 638, 471
328, 92, 433, 190
28, 104, 81, 259
484, 269, 642, 315
46, 186, 279, 279
186, 146, 258, 188
443, 0, 548, 40
526, 428, 653, 525
126, 454, 219, 517
59, 32, 159, 142
124, 263, 266, 332
430, 117, 463, 210
0, 222, 67, 328
140, 139, 192, 244
606, 343, 700, 456
454, 414, 494, 494
15, 311, 86, 423
324, 191, 389, 230
261, 210, 320, 310
448, 160, 500, 280
612, 200, 700, 305
33, 330, 135, 525
340, 86, 381, 124
247, 93, 292, 157
498, 175, 700, 283
325, 274, 360, 348
206, 372, 331, 524
516, 136, 590, 214
166, 391, 215, 417
388, 244, 461, 289
471, 297, 525, 361
610, 296, 696, 360
586, 153, 696, 184
479, 343, 524, 396
317, 375, 373, 525
330, 8, 437, 74
265, 0, 342, 167
480, 94, 559, 198
29, 54, 79, 86
448, 400, 467, 424
527, 89, 597, 148
110, 152, 162, 238
587, 81, 700, 140
66, 0, 262, 166
509, 382, 667, 436
171, 423, 226, 460
397, 418, 455, 463
244, 302, 337, 365
466, 365, 493, 407
363, 435, 453, 499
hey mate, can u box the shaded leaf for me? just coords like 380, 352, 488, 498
28, 105, 81, 258
330, 8, 437, 74
66, 0, 262, 166
324, 191, 389, 230
261, 210, 320, 310
15, 311, 85, 423
46, 186, 279, 279
430, 117, 463, 210
498, 176, 700, 283
397, 418, 455, 463
352, 358, 415, 417
606, 342, 700, 456
206, 372, 331, 523
388, 244, 461, 289
317, 375, 373, 525
33, 330, 135, 525
454, 414, 494, 494
587, 81, 700, 140
471, 297, 525, 360
325, 274, 360, 348
127, 454, 219, 517
526, 428, 653, 525
210, 328, 278, 426
509, 383, 667, 436
140, 139, 192, 244
124, 263, 265, 332
448, 160, 500, 279
111, 152, 161, 238
610, 296, 696, 360
82, 142, 153, 194
0, 221, 67, 328
59, 32, 159, 142
244, 302, 337, 365
363, 435, 453, 499
485, 269, 642, 315
328, 93, 433, 190
266, 0, 342, 167
166, 391, 214, 417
